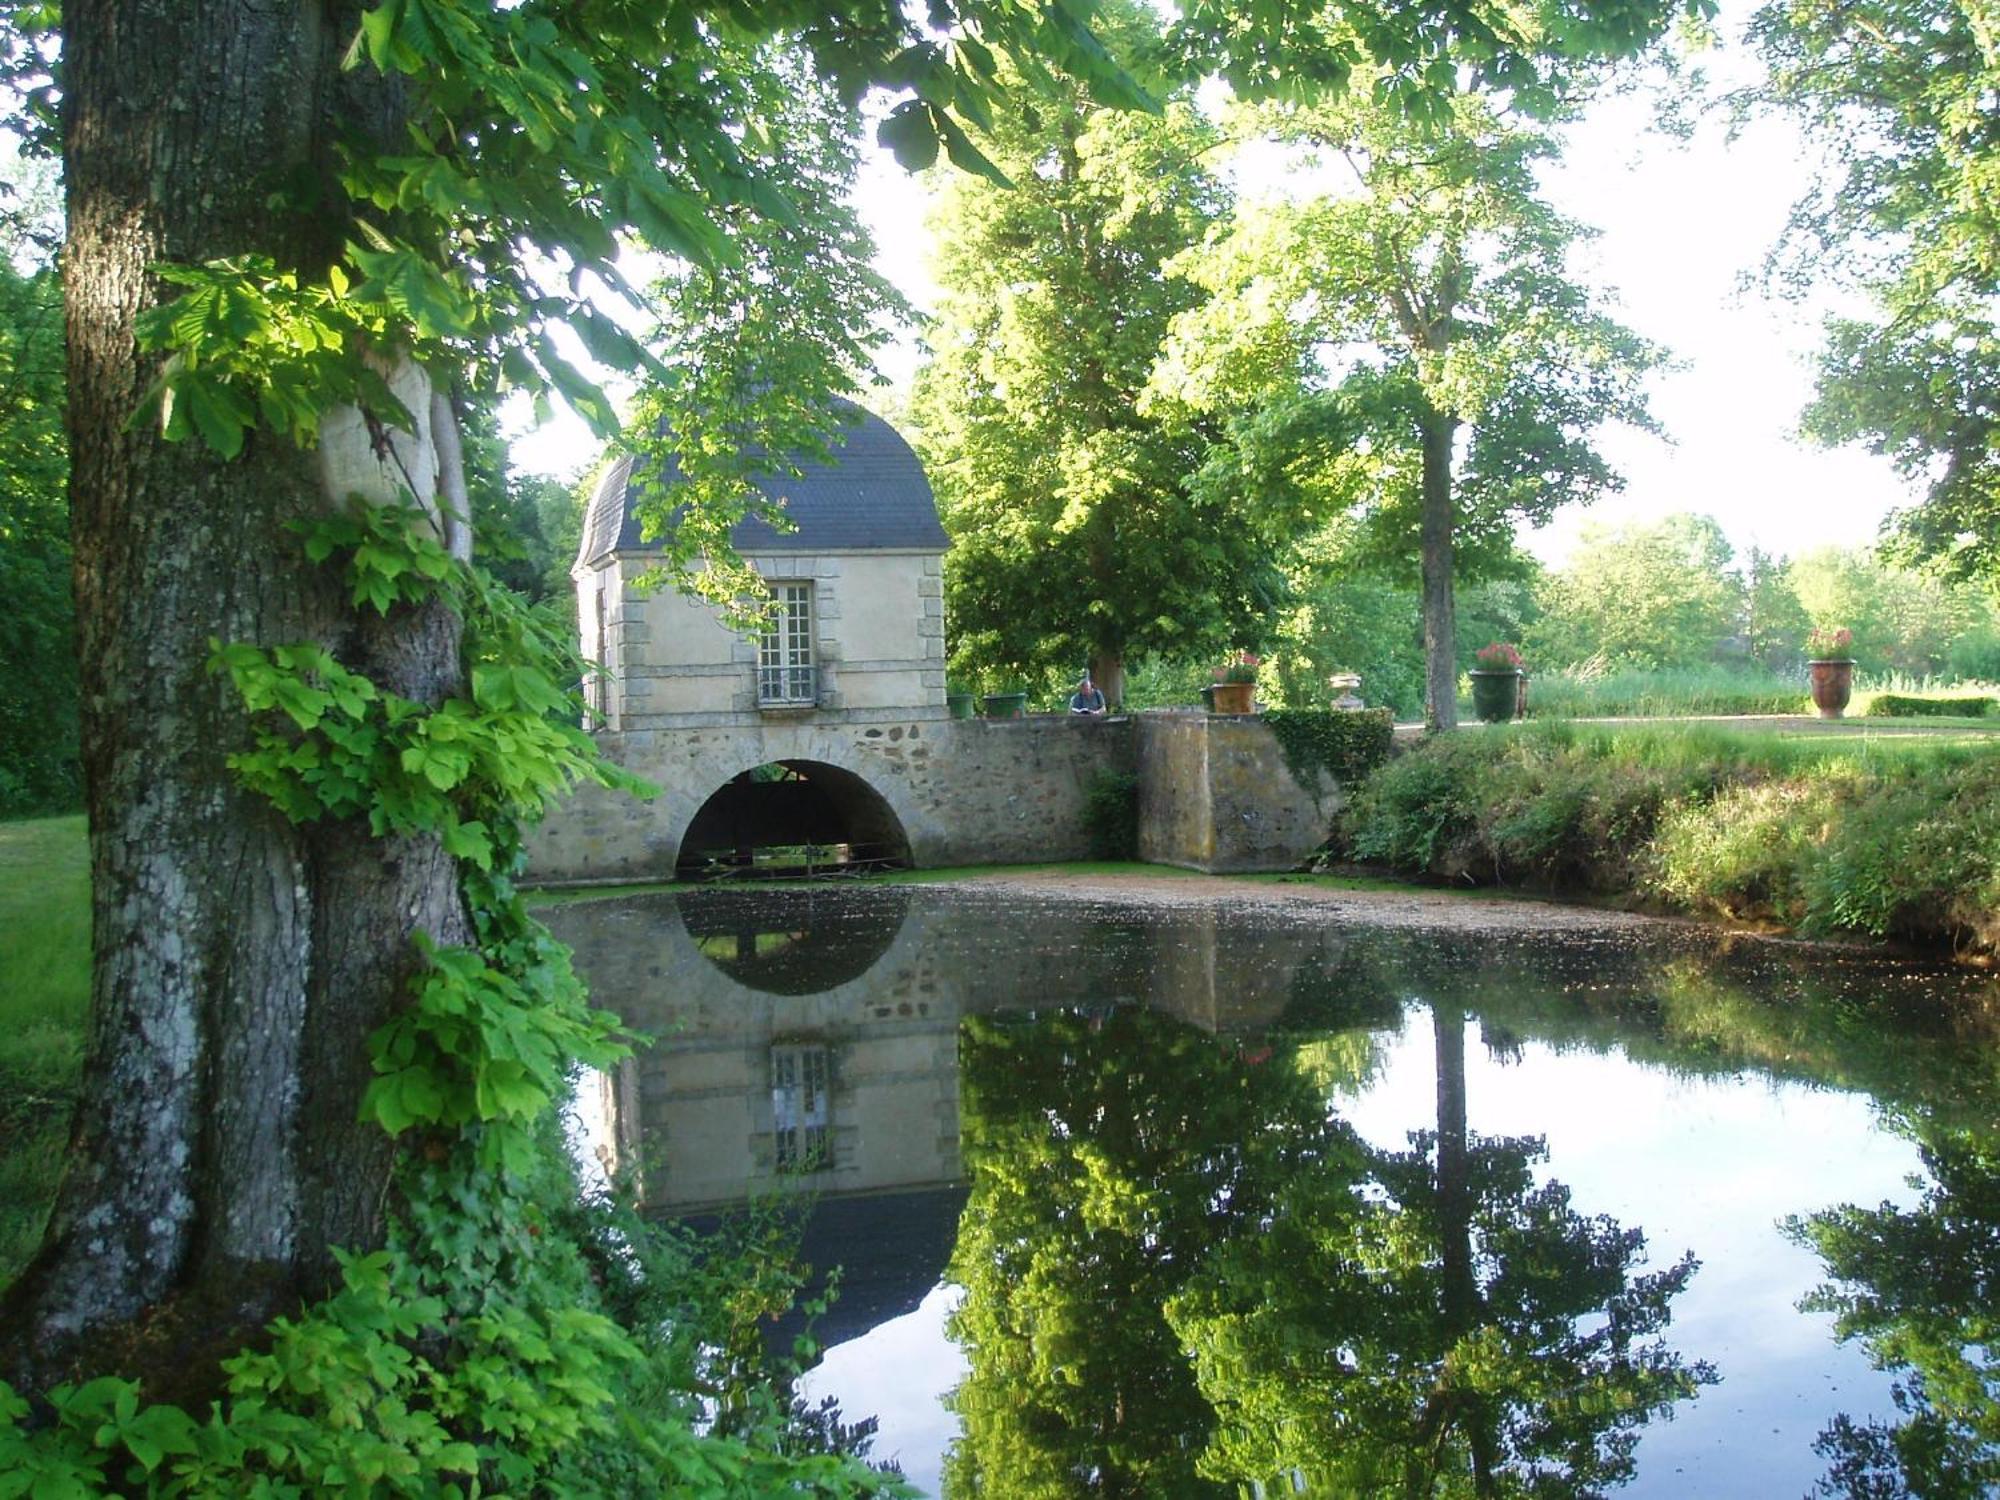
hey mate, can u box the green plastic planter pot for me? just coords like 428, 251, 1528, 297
1470, 669, 1523, 723
946, 692, 977, 720
981, 692, 1028, 719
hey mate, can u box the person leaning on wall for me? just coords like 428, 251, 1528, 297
1068, 674, 1106, 714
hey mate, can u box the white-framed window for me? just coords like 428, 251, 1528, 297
770, 1044, 830, 1171
590, 586, 610, 722
757, 582, 815, 705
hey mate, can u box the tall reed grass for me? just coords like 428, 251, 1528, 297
1514, 665, 2000, 721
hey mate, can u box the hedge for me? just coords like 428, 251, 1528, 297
1263, 708, 1395, 806
1863, 693, 1995, 718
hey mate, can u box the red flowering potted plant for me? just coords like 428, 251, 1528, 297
1806, 627, 1855, 719
1470, 642, 1525, 723
1210, 652, 1260, 714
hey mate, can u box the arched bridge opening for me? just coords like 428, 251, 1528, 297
676, 760, 911, 879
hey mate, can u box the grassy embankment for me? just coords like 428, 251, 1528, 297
1499, 664, 1999, 721
1336, 720, 2000, 952
0, 815, 90, 1284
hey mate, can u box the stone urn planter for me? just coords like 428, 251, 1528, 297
1209, 681, 1256, 715
1808, 659, 1855, 719
1470, 669, 1524, 723
946, 691, 976, 720
981, 691, 1028, 719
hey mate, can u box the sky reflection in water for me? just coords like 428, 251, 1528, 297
548, 884, 2000, 1499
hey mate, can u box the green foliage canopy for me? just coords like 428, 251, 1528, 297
1266, 517, 1540, 717
1155, 85, 1665, 726
0, 255, 71, 815
912, 7, 1289, 690
1749, 0, 2000, 581
1529, 513, 1742, 671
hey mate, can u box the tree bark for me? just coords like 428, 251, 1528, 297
1419, 409, 1460, 734
1, 1, 469, 1396
1089, 649, 1125, 710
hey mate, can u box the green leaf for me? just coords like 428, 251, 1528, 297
935, 111, 1012, 188
534, 337, 618, 437
174, 372, 254, 460
877, 101, 939, 172
357, 0, 406, 72
439, 819, 493, 870
270, 677, 333, 731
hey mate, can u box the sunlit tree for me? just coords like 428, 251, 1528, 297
1154, 87, 1662, 729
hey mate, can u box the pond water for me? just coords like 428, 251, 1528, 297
545, 881, 2000, 1499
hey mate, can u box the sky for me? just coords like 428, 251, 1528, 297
510, 1, 1916, 573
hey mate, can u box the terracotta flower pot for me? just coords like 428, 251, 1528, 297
1808, 659, 1854, 719
1209, 681, 1256, 714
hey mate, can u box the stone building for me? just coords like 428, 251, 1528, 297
533, 402, 1330, 883
573, 400, 950, 732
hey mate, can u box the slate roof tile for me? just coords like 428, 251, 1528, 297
577, 401, 947, 569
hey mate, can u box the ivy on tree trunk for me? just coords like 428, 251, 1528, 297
0, 0, 470, 1388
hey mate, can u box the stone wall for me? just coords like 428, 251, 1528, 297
594, 548, 947, 730
527, 709, 1335, 883
1133, 711, 1332, 874
1134, 712, 1214, 869
526, 712, 1139, 882
1196, 714, 1337, 874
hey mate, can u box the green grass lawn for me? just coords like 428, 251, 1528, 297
0, 815, 90, 1286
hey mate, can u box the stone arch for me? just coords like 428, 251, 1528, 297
675, 758, 912, 877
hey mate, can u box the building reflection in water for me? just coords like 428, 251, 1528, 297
548, 888, 1364, 1358
563, 894, 1747, 1500
549, 886, 1352, 1220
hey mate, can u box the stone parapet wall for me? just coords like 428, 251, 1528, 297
1192, 715, 1337, 873
1134, 712, 1214, 869
1132, 711, 1333, 873
526, 710, 1333, 883
527, 713, 1138, 883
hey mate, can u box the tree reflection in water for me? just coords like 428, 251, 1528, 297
943, 997, 1712, 1497
1789, 1113, 2000, 1499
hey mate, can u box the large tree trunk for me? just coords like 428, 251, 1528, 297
1088, 648, 1125, 710
1, 1, 468, 1397
1419, 410, 1460, 734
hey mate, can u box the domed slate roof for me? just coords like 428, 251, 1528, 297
576, 400, 947, 571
